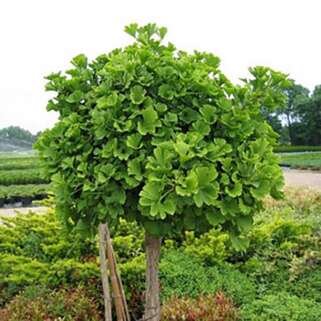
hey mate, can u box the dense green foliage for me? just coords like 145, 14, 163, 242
1, 188, 320, 320
0, 211, 99, 305
279, 152, 321, 169
160, 251, 255, 305
241, 293, 321, 321
36, 23, 289, 244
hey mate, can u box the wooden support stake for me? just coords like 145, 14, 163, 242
98, 223, 113, 321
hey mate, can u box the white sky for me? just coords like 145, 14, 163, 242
1, 0, 320, 134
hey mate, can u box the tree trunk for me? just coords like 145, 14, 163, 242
286, 112, 294, 145
98, 223, 112, 321
144, 233, 161, 321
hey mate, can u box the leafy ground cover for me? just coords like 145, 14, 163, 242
0, 187, 320, 320
279, 152, 321, 170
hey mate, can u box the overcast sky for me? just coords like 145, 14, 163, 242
1, 0, 320, 134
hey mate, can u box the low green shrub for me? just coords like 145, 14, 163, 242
0, 212, 97, 261
119, 254, 146, 319
241, 292, 321, 321
162, 293, 239, 321
206, 266, 256, 306
183, 229, 230, 264
0, 286, 102, 321
0, 212, 144, 308
160, 251, 256, 306
160, 251, 210, 300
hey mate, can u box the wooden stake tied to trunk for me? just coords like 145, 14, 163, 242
98, 223, 112, 321
106, 223, 130, 321
98, 222, 130, 321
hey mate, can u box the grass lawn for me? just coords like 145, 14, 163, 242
279, 152, 321, 170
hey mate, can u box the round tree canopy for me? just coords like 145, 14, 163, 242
36, 23, 290, 248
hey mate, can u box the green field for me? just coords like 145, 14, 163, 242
275, 146, 321, 153
279, 152, 321, 170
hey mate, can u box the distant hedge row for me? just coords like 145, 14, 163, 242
0, 184, 49, 206
274, 146, 321, 153
0, 169, 49, 186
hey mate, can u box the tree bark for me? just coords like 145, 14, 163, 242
98, 223, 112, 321
144, 232, 161, 321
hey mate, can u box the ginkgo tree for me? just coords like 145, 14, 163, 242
36, 23, 291, 321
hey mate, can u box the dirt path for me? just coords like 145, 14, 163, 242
283, 169, 321, 190
0, 206, 48, 217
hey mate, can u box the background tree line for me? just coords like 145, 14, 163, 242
0, 126, 41, 152
265, 82, 321, 146
0, 126, 41, 144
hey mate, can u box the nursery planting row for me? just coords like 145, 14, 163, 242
0, 168, 48, 186
0, 184, 49, 207
0, 154, 49, 207
0, 157, 39, 171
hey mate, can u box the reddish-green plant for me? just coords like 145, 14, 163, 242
161, 292, 239, 321
0, 286, 102, 321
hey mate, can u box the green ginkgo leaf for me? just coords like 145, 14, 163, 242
130, 85, 146, 104
125, 23, 138, 37
250, 180, 270, 199
66, 90, 84, 103
235, 215, 253, 232
158, 84, 175, 100
128, 158, 143, 180
127, 133, 142, 150
199, 105, 217, 124
225, 182, 242, 198
97, 92, 118, 108
192, 120, 211, 136
193, 183, 219, 207
138, 107, 159, 135
206, 211, 225, 226
71, 54, 88, 68
139, 181, 163, 207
